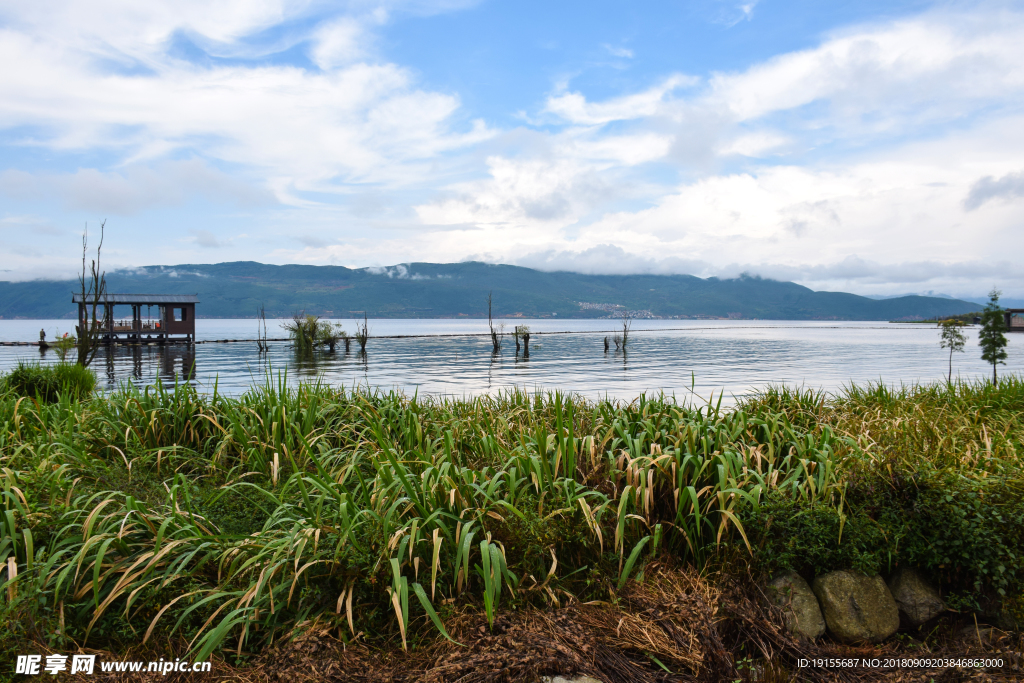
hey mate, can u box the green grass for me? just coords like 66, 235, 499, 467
0, 361, 96, 403
0, 375, 1021, 665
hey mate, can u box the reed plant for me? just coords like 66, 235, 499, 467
1, 361, 96, 402
282, 314, 347, 354
0, 375, 1020, 665
256, 305, 269, 353
282, 314, 321, 354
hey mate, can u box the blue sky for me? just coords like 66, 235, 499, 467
1, 0, 1023, 298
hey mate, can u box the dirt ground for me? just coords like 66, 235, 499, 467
52, 566, 1024, 683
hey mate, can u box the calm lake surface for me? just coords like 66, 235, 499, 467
2, 318, 1022, 403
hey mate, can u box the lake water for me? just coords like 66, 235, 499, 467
2, 318, 1022, 403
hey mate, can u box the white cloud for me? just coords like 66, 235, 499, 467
708, 11, 1024, 124
0, 160, 272, 215
311, 17, 370, 70
409, 105, 1024, 296
0, 214, 63, 236
190, 229, 225, 248
0, 1, 493, 200
717, 131, 791, 158
545, 75, 698, 125
964, 170, 1024, 210
364, 263, 434, 279
0, 1, 303, 58
602, 44, 634, 59
295, 234, 332, 248
0, 45, 489, 189
539, 10, 1024, 162
416, 154, 624, 232
704, 0, 760, 28
572, 132, 674, 165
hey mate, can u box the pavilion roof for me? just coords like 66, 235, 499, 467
72, 293, 199, 305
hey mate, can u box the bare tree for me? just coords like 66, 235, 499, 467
488, 291, 502, 353
76, 221, 107, 367
612, 313, 632, 351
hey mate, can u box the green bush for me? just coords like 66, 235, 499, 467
742, 473, 1024, 611
741, 493, 889, 578
1, 361, 96, 402
897, 477, 1024, 609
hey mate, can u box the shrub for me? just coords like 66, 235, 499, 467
897, 477, 1024, 609
281, 314, 347, 354
742, 472, 1024, 611
741, 493, 889, 578
1, 361, 96, 402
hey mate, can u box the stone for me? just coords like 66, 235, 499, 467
812, 570, 900, 643
767, 571, 826, 639
887, 567, 945, 627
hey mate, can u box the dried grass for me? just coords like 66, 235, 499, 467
58, 565, 1023, 683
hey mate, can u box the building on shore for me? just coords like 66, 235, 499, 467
1005, 308, 1024, 332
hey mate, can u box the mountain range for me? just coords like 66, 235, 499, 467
0, 261, 980, 321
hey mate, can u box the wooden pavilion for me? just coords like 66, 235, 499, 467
72, 293, 199, 344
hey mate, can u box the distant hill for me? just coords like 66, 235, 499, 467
867, 292, 1024, 308
0, 261, 980, 321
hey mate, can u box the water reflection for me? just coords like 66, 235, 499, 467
83, 344, 197, 389
162, 346, 196, 382
284, 345, 376, 384
290, 346, 345, 378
